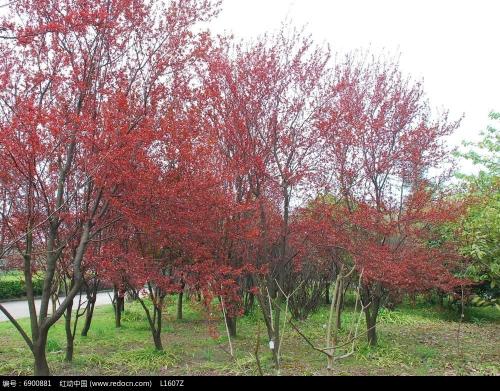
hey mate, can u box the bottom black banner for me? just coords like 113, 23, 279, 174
0, 376, 493, 390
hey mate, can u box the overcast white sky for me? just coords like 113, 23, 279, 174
213, 0, 500, 172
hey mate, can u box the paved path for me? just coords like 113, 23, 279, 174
0, 292, 113, 322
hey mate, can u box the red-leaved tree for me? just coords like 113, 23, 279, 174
320, 55, 465, 345
0, 0, 220, 375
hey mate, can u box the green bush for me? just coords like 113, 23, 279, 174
0, 273, 44, 300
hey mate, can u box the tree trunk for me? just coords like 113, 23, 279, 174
326, 269, 343, 371
51, 296, 57, 317
153, 332, 163, 350
65, 336, 74, 363
410, 293, 417, 307
361, 282, 381, 347
271, 292, 282, 367
113, 286, 125, 328
81, 299, 96, 337
116, 299, 122, 328
153, 306, 163, 350
255, 290, 280, 367
64, 300, 74, 362
438, 293, 444, 309
336, 288, 344, 330
325, 283, 331, 305
177, 284, 185, 320
115, 296, 122, 328
82, 281, 100, 337
364, 297, 380, 347
244, 292, 255, 315
366, 314, 377, 347
177, 291, 183, 320
225, 316, 237, 338
33, 332, 50, 376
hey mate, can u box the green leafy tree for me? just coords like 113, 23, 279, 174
455, 112, 499, 306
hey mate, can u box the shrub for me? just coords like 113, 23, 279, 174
0, 273, 44, 300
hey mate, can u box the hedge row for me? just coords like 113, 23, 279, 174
0, 274, 44, 300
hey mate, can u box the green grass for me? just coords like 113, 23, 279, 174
0, 297, 498, 376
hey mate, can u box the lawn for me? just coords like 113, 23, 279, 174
0, 297, 498, 376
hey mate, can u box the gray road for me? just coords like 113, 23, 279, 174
0, 292, 113, 322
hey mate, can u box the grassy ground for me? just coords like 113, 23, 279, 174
0, 297, 498, 376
